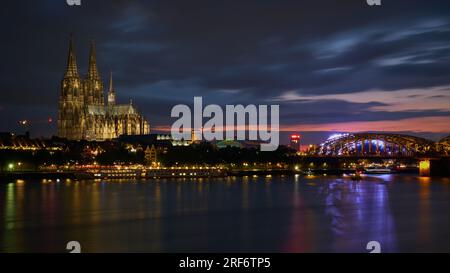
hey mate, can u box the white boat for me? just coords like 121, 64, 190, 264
364, 164, 393, 174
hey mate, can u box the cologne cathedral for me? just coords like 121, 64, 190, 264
58, 37, 150, 141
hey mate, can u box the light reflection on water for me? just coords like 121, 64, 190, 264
1, 174, 450, 253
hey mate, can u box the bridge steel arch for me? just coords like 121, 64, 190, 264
317, 133, 436, 157
438, 136, 450, 155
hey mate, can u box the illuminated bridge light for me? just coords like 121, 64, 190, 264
314, 133, 437, 157
326, 133, 349, 141
419, 160, 431, 177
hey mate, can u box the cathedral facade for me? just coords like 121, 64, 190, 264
58, 37, 150, 141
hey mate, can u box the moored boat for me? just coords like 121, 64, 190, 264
364, 164, 393, 174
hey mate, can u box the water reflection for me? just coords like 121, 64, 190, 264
318, 178, 398, 251
418, 177, 431, 246
283, 179, 313, 252
1, 175, 450, 252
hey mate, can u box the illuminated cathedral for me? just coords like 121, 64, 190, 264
57, 37, 150, 141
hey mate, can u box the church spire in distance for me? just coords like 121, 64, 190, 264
64, 34, 79, 79
87, 40, 100, 80
108, 71, 116, 106
109, 71, 114, 93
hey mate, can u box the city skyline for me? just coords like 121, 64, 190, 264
1, 0, 450, 144
1, 1, 450, 256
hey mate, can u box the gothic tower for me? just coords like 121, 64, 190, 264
84, 41, 104, 106
58, 36, 150, 141
58, 35, 85, 140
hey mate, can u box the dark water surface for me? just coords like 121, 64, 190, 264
1, 174, 450, 253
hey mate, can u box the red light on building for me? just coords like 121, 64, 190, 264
290, 134, 301, 152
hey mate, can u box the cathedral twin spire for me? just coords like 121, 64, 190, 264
87, 41, 100, 80
64, 35, 115, 104
64, 36, 100, 80
64, 35, 79, 79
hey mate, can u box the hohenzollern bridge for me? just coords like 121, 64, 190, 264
313, 133, 450, 158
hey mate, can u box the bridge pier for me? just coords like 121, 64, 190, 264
419, 158, 450, 177
419, 160, 430, 177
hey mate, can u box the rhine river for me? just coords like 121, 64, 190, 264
1, 174, 450, 253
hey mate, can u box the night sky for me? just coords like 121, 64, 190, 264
1, 0, 450, 144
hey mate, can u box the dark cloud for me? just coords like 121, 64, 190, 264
0, 0, 450, 143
